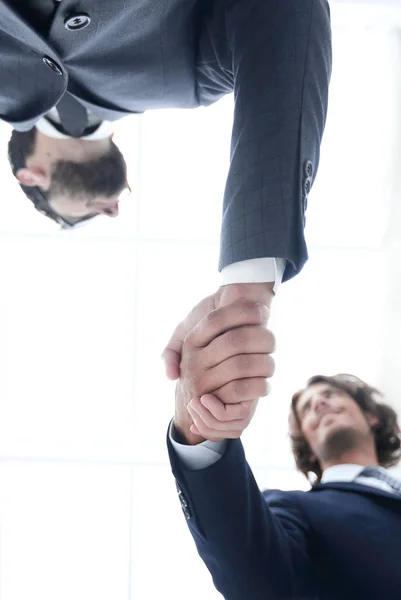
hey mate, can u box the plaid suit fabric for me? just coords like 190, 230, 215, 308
1, 0, 331, 277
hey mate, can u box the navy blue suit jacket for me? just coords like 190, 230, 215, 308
168, 436, 401, 599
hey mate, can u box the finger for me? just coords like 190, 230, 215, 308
189, 423, 228, 442
216, 377, 271, 406
202, 353, 275, 394
188, 412, 243, 441
203, 325, 276, 369
162, 347, 181, 380
188, 397, 254, 433
188, 424, 209, 438
200, 394, 259, 422
186, 300, 270, 349
161, 294, 216, 380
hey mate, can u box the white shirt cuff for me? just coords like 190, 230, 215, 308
169, 421, 227, 470
221, 258, 286, 294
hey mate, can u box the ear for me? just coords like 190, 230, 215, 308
366, 412, 379, 429
15, 167, 47, 187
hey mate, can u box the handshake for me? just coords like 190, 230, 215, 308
162, 283, 277, 445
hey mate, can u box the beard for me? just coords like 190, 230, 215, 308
48, 140, 127, 201
317, 425, 366, 464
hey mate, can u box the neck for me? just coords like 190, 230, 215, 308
321, 445, 379, 470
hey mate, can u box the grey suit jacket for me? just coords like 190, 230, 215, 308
0, 0, 332, 279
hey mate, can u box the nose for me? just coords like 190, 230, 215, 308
311, 394, 331, 414
94, 200, 120, 218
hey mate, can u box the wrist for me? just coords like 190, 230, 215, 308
174, 383, 206, 445
173, 416, 206, 445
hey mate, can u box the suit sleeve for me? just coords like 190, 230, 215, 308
167, 434, 316, 599
214, 0, 332, 281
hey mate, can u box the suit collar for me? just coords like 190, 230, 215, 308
311, 480, 401, 501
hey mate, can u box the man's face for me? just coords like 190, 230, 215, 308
295, 383, 378, 464
45, 142, 129, 222
14, 131, 129, 224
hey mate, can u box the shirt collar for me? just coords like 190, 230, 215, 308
321, 464, 371, 483
35, 116, 115, 141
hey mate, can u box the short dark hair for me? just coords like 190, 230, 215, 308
7, 128, 57, 219
289, 374, 401, 483
8, 128, 128, 227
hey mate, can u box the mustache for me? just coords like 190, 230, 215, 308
315, 407, 342, 428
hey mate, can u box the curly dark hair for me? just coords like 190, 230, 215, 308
289, 374, 401, 483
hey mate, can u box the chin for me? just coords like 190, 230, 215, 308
319, 425, 360, 461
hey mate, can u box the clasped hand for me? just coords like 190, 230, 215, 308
162, 283, 276, 443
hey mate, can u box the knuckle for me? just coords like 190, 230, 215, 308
235, 405, 250, 423
261, 327, 275, 346
199, 415, 211, 429
195, 423, 207, 437
224, 404, 237, 420
183, 325, 195, 344
211, 407, 222, 422
226, 328, 246, 351
205, 308, 221, 329
266, 329, 277, 352
231, 378, 247, 402
235, 354, 252, 374
225, 403, 240, 421
215, 385, 228, 405
265, 354, 276, 377
230, 430, 243, 439
213, 402, 225, 421
241, 300, 264, 321
192, 416, 206, 434
259, 378, 270, 397
202, 410, 216, 429
243, 402, 254, 420
221, 283, 249, 303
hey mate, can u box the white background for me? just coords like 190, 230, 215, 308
1, 2, 401, 599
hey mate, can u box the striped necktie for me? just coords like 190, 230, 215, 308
56, 92, 88, 138
359, 466, 401, 494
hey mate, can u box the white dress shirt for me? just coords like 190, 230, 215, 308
221, 257, 286, 295
321, 463, 399, 494
169, 423, 401, 494
35, 107, 115, 141
36, 105, 287, 288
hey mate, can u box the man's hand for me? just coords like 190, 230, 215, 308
173, 299, 276, 444
162, 282, 275, 381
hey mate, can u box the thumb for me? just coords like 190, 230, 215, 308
161, 293, 217, 380
218, 282, 275, 309
218, 284, 249, 307
161, 340, 183, 381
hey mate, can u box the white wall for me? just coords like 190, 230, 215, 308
0, 5, 401, 599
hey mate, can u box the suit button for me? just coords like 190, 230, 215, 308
179, 494, 188, 509
42, 56, 63, 75
304, 160, 313, 179
303, 177, 312, 196
182, 506, 192, 520
64, 13, 91, 31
